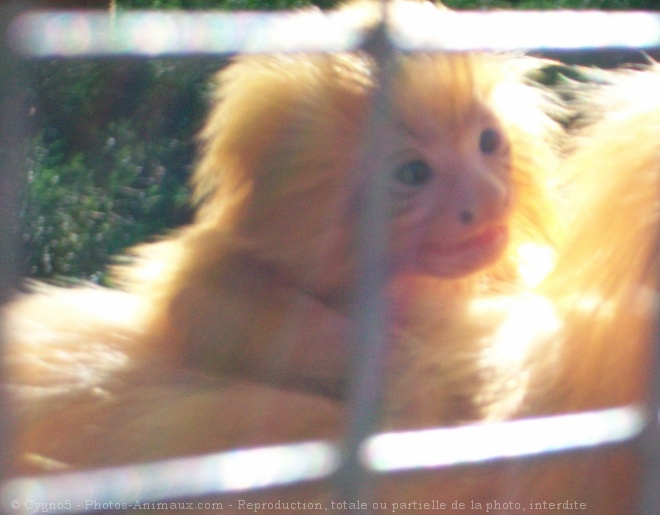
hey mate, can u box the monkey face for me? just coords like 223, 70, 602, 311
386, 102, 513, 280
194, 52, 556, 304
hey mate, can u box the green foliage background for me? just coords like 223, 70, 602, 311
23, 58, 215, 280
22, 0, 658, 282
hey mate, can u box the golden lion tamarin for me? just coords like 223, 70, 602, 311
3, 1, 660, 512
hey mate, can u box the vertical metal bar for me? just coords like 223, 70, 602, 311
639, 297, 660, 513
0, 0, 26, 484
335, 5, 398, 512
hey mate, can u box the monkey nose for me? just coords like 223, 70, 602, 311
456, 182, 509, 227
459, 210, 475, 224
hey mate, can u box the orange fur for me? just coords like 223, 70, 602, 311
125, 50, 563, 398
3, 2, 660, 513
538, 66, 660, 413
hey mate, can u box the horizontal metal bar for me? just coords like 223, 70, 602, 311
1, 405, 646, 513
8, 10, 660, 58
391, 9, 660, 52
1, 441, 340, 514
8, 10, 364, 57
363, 405, 646, 473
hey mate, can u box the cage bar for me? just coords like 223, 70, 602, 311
0, 0, 28, 494
7, 10, 660, 57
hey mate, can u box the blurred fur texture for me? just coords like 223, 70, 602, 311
3, 1, 660, 513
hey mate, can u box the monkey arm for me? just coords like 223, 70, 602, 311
141, 253, 354, 399
11, 374, 343, 474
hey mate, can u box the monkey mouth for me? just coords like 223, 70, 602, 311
418, 226, 508, 277
434, 226, 507, 255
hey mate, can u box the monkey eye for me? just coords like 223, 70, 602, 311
479, 128, 501, 154
394, 159, 432, 186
